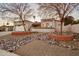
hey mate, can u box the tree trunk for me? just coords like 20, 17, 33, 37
22, 20, 27, 32
60, 21, 63, 35
20, 18, 26, 32
20, 16, 27, 32
60, 18, 63, 35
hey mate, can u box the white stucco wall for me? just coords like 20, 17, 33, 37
41, 21, 63, 30
72, 24, 79, 33
41, 22, 54, 28
14, 24, 32, 31
14, 20, 33, 31
64, 24, 79, 33
31, 28, 54, 32
14, 26, 25, 31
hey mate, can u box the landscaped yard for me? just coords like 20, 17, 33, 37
14, 40, 79, 56
0, 32, 48, 52
0, 3, 79, 56
0, 32, 79, 56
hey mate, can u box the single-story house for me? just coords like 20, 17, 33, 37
41, 18, 64, 31
0, 20, 14, 31
14, 20, 33, 31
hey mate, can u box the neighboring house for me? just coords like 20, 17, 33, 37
41, 18, 55, 28
41, 18, 64, 31
14, 20, 33, 31
0, 20, 14, 31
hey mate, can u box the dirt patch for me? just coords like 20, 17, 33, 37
14, 40, 79, 56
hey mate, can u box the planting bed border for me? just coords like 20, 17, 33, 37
48, 34, 74, 41
11, 32, 32, 36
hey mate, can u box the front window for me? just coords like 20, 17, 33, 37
46, 23, 49, 27
6, 23, 9, 25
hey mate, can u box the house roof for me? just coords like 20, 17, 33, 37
14, 20, 33, 23
14, 20, 33, 26
54, 20, 61, 22
32, 21, 41, 25
41, 18, 55, 22
41, 18, 61, 22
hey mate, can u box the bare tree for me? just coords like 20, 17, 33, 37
39, 3, 79, 35
0, 3, 32, 32
38, 4, 57, 19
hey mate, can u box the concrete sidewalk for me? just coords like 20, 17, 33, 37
0, 49, 19, 56
0, 32, 12, 37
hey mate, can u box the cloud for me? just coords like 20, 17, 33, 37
28, 3, 40, 16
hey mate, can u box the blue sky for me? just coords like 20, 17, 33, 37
71, 11, 79, 20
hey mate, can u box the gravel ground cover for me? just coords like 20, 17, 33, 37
0, 32, 79, 56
